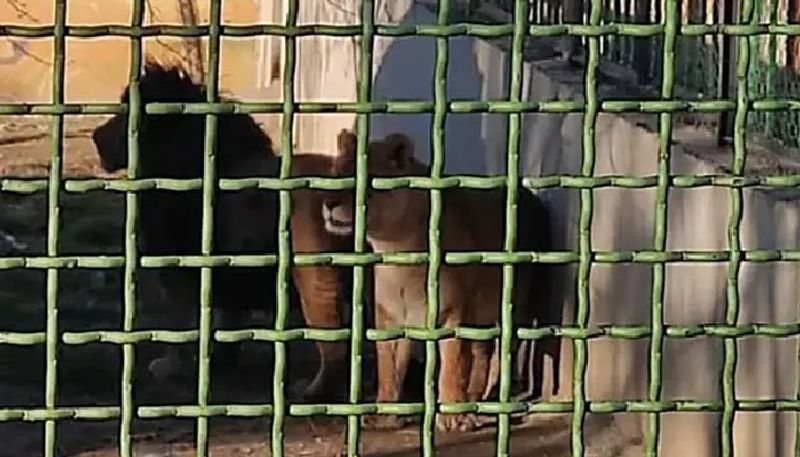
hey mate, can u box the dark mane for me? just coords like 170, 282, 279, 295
113, 60, 275, 178
91, 59, 354, 402
124, 60, 206, 105
91, 57, 283, 318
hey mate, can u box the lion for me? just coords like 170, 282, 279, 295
321, 129, 561, 432
91, 60, 352, 402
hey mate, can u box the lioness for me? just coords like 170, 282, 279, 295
91, 61, 352, 401
322, 130, 556, 432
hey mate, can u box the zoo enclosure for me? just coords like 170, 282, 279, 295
0, 0, 798, 457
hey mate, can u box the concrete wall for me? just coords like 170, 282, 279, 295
284, 1, 800, 455
529, 69, 800, 455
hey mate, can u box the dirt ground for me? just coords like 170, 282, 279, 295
0, 117, 643, 456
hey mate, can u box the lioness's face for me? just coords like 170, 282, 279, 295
322, 130, 417, 238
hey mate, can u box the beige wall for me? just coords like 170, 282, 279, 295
0, 0, 266, 103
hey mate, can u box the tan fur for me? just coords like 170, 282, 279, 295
236, 153, 352, 401
322, 130, 549, 432
289, 154, 353, 400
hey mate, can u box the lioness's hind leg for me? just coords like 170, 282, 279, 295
512, 338, 531, 399
482, 339, 530, 401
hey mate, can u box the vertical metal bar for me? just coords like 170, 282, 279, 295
718, 0, 736, 145
196, 0, 222, 455
44, 1, 66, 456
620, 0, 628, 62
747, 0, 762, 128
633, 0, 653, 84
423, 0, 450, 454
704, 0, 717, 96
538, 0, 545, 24
543, 0, 549, 24
651, 0, 663, 82
722, 0, 752, 451
626, 0, 635, 63
645, 0, 678, 453
563, 0, 584, 61
677, 0, 689, 89
764, 0, 778, 137
346, 0, 375, 455
572, 0, 602, 454
497, 1, 528, 456
272, 1, 298, 456
611, 0, 622, 61
120, 0, 145, 455
527, 0, 534, 24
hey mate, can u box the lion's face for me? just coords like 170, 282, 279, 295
92, 113, 129, 173
91, 62, 212, 176
322, 130, 419, 239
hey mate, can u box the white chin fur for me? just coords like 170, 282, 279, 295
322, 205, 353, 235
324, 218, 353, 236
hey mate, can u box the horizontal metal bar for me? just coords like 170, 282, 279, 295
2, 399, 800, 423
2, 323, 799, 347
3, 173, 800, 196
4, 99, 800, 116
0, 249, 799, 270
2, 23, 800, 39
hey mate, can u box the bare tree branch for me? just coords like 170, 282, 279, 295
144, 0, 201, 75
4, 0, 39, 23
178, 0, 204, 83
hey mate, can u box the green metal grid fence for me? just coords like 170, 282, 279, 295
0, 0, 799, 456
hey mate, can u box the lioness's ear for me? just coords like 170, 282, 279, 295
334, 129, 357, 174
384, 133, 413, 169
336, 129, 356, 157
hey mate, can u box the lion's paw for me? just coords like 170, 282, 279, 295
435, 413, 481, 433
148, 355, 182, 380
362, 414, 405, 431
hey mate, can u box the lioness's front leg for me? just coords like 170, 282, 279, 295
290, 189, 350, 402
292, 265, 348, 402
437, 332, 479, 432
467, 340, 493, 402
363, 303, 412, 431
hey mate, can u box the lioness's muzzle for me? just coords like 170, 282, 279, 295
322, 203, 353, 235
